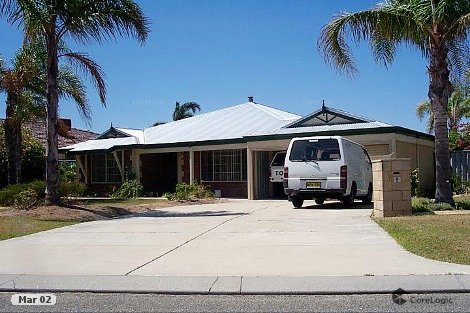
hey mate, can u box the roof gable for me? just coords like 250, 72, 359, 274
285, 104, 372, 128
98, 127, 135, 140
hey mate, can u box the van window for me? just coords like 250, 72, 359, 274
271, 152, 286, 166
289, 139, 341, 162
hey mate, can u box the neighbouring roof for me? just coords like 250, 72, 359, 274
61, 101, 433, 153
0, 118, 98, 148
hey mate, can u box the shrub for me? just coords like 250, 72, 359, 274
60, 181, 86, 197
59, 161, 77, 182
412, 197, 433, 213
411, 197, 454, 213
455, 196, 470, 210
112, 179, 143, 198
0, 180, 45, 206
13, 189, 38, 210
165, 182, 214, 201
0, 184, 27, 206
451, 173, 467, 195
27, 180, 46, 198
0, 128, 46, 187
410, 169, 420, 197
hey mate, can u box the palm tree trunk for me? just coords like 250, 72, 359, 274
4, 93, 22, 184
428, 39, 454, 205
45, 26, 60, 205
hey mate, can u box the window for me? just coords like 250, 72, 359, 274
202, 149, 247, 181
91, 153, 122, 183
270, 152, 286, 166
289, 139, 341, 162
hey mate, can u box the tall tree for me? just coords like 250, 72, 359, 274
318, 0, 470, 205
0, 52, 40, 184
417, 83, 470, 133
1, 41, 107, 185
1, 0, 149, 205
172, 101, 201, 121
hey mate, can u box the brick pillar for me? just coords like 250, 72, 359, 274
372, 158, 412, 217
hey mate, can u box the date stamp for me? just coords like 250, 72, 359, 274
11, 293, 56, 306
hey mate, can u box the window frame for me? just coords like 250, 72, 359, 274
202, 149, 247, 182
91, 153, 123, 184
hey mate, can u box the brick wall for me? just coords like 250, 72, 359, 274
372, 158, 412, 217
202, 181, 247, 198
181, 151, 201, 183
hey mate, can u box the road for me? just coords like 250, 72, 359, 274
0, 292, 469, 312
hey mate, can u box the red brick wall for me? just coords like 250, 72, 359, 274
202, 181, 247, 198
182, 151, 201, 183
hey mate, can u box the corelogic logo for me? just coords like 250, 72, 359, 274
392, 288, 407, 305
391, 288, 454, 306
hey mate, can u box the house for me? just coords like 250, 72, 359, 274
24, 118, 98, 150
0, 118, 98, 159
62, 98, 435, 199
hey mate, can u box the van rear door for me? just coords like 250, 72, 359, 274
287, 138, 342, 189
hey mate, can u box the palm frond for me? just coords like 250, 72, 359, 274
181, 101, 201, 114
58, 66, 91, 122
446, 39, 470, 81
60, 51, 107, 105
56, 0, 150, 44
416, 100, 434, 133
318, 2, 429, 76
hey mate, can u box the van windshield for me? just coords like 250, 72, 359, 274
271, 152, 286, 166
289, 139, 341, 162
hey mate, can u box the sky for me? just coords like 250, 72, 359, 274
0, 0, 430, 134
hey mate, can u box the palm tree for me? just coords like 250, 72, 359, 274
0, 41, 106, 185
1, 0, 149, 205
417, 83, 470, 133
318, 0, 470, 205
0, 49, 42, 184
172, 101, 201, 121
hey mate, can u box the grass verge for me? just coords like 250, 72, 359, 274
0, 216, 76, 241
375, 215, 470, 265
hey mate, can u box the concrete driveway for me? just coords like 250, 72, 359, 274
0, 200, 469, 276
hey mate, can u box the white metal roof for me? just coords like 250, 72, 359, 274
62, 136, 138, 152
143, 102, 299, 144
116, 128, 145, 143
63, 102, 300, 152
248, 121, 393, 137
62, 101, 428, 153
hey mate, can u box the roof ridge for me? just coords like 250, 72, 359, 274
250, 103, 300, 120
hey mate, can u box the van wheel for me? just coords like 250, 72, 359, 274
362, 184, 373, 204
342, 183, 356, 207
315, 198, 325, 205
291, 196, 304, 208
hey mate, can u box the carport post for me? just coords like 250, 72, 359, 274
189, 149, 195, 184
247, 147, 254, 200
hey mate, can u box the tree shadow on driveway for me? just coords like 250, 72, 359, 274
296, 201, 374, 210
123, 210, 249, 218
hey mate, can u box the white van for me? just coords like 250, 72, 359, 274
283, 136, 373, 208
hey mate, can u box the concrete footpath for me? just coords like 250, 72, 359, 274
0, 274, 469, 294
0, 200, 469, 294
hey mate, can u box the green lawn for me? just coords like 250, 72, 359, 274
375, 215, 470, 265
0, 216, 76, 241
